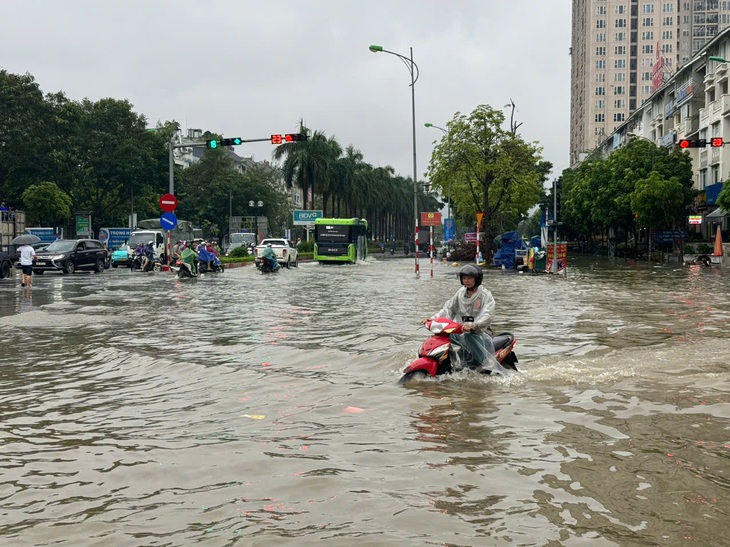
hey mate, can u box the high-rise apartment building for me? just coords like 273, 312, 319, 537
570, 0, 730, 166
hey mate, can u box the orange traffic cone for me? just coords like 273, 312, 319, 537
713, 226, 723, 257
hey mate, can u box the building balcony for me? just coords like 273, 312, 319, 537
699, 150, 709, 169
721, 94, 730, 115
699, 107, 710, 127
712, 146, 722, 164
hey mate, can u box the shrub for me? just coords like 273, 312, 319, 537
230, 246, 249, 258
298, 240, 314, 253
697, 243, 712, 254
683, 244, 695, 254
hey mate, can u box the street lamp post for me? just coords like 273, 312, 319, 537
424, 123, 451, 220
369, 44, 420, 275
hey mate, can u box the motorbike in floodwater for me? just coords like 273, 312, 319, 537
170, 260, 197, 279
256, 256, 279, 273
197, 248, 224, 273
398, 318, 518, 384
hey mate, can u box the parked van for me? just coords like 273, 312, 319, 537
128, 219, 195, 262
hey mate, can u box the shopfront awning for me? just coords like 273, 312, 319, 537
705, 208, 728, 219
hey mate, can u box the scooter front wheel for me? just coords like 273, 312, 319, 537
398, 371, 428, 385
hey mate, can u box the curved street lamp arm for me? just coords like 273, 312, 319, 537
376, 47, 420, 85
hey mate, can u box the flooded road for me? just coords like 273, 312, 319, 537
1, 257, 728, 546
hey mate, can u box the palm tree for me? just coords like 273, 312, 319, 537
335, 145, 366, 218
272, 123, 332, 211
318, 135, 343, 217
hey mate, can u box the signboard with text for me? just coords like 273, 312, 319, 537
546, 243, 568, 273
75, 214, 91, 238
293, 210, 323, 225
99, 227, 132, 249
420, 211, 442, 227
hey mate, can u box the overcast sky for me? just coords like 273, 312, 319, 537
1, 0, 572, 183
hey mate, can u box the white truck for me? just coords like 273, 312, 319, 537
254, 238, 298, 268
0, 209, 25, 279
128, 218, 196, 263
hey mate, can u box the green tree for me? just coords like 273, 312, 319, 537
21, 181, 72, 226
0, 71, 55, 204
716, 178, 730, 213
631, 171, 686, 229
426, 104, 545, 260
176, 146, 289, 244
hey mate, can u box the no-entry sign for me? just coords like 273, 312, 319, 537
159, 193, 178, 212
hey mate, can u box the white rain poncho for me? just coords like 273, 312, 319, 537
429, 285, 510, 373
429, 285, 495, 333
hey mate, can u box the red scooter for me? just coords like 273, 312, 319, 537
398, 318, 518, 384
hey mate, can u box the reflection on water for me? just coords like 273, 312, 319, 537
0, 257, 728, 545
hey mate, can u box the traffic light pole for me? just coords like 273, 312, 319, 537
552, 179, 558, 273
168, 137, 275, 194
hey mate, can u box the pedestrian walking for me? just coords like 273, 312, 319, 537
18, 243, 36, 287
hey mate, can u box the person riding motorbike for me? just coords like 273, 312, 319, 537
198, 241, 223, 272
131, 242, 146, 270
180, 242, 199, 276
170, 240, 182, 264
422, 264, 496, 371
261, 243, 280, 271
142, 240, 155, 271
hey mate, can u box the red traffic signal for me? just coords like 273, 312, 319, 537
678, 139, 707, 148
284, 133, 307, 142
270, 134, 283, 144
711, 137, 724, 147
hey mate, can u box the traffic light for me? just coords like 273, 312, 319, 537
271, 133, 308, 144
206, 137, 243, 149
678, 139, 707, 148
711, 137, 724, 147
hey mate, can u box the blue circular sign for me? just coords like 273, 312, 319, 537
160, 212, 178, 230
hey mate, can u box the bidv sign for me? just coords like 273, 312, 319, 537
293, 210, 323, 225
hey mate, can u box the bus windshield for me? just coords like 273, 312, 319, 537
314, 224, 351, 243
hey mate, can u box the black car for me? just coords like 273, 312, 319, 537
33, 239, 109, 274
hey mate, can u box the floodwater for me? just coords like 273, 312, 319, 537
0, 256, 728, 546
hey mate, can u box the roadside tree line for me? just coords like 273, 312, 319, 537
557, 138, 695, 256
1, 71, 550, 252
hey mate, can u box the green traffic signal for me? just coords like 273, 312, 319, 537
206, 137, 242, 148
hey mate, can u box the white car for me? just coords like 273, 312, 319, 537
254, 238, 299, 268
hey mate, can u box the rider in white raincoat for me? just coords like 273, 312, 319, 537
425, 264, 497, 371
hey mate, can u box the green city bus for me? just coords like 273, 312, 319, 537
314, 218, 368, 264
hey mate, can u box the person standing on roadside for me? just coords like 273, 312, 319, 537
18, 243, 36, 288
